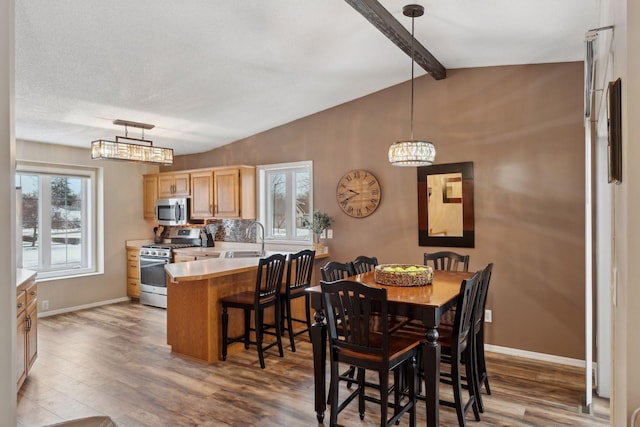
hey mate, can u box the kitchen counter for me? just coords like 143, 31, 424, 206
17, 268, 37, 288
166, 247, 329, 282
125, 239, 154, 249
165, 248, 328, 363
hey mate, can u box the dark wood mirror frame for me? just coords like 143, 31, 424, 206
417, 161, 475, 248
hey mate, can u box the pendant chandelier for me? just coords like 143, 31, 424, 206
91, 119, 174, 165
388, 4, 436, 167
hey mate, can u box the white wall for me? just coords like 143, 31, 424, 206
1, 0, 15, 424
607, 0, 640, 424
16, 140, 158, 313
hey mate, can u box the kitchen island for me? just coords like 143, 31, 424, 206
165, 250, 328, 363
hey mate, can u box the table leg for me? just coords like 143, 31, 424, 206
311, 307, 327, 423
424, 326, 440, 427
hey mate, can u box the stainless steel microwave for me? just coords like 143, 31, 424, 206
156, 197, 189, 226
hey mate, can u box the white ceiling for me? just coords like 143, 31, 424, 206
15, 0, 601, 156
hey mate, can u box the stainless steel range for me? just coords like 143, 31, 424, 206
139, 227, 201, 308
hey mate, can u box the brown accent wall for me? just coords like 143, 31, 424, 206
166, 62, 586, 359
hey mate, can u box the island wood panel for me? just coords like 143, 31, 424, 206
167, 268, 284, 363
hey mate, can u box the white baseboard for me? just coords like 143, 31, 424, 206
37, 297, 131, 318
486, 343, 596, 370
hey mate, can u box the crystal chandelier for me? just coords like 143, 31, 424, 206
91, 119, 173, 165
388, 4, 436, 167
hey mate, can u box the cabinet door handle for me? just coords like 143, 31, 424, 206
26, 315, 31, 331
30, 290, 37, 296
209, 204, 213, 214
17, 302, 24, 309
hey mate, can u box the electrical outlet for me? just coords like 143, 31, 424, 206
327, 229, 333, 239
485, 309, 492, 323
42, 300, 49, 310
320, 230, 326, 238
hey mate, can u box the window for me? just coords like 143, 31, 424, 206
17, 163, 97, 279
257, 161, 312, 242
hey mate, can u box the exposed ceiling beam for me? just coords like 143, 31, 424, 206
344, 0, 446, 80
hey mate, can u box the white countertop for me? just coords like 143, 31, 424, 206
165, 256, 264, 282
16, 268, 37, 288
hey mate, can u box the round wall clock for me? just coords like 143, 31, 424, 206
336, 169, 381, 218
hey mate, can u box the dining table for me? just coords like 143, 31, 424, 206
307, 269, 473, 426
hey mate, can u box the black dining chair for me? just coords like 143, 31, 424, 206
352, 255, 378, 274
280, 249, 315, 352
424, 251, 470, 272
438, 270, 482, 427
221, 253, 287, 369
396, 271, 482, 427
322, 279, 421, 427
471, 263, 494, 411
320, 261, 355, 282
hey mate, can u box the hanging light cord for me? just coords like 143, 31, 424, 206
410, 12, 416, 141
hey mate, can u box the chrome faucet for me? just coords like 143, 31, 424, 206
246, 221, 265, 256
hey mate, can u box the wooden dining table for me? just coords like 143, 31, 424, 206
307, 269, 473, 426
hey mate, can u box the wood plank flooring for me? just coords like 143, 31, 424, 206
17, 301, 609, 427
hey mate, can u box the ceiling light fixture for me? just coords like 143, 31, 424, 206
388, 4, 436, 167
91, 119, 173, 165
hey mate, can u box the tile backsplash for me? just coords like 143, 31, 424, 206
205, 219, 259, 243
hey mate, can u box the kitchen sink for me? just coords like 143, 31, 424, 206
224, 250, 264, 258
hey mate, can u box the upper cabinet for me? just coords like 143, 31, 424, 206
144, 166, 255, 221
143, 175, 159, 219
190, 170, 214, 218
158, 172, 190, 198
190, 166, 255, 220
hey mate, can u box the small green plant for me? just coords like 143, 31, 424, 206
303, 210, 334, 241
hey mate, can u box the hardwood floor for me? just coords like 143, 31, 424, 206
18, 302, 609, 427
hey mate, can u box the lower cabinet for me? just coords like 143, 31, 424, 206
127, 248, 140, 298
17, 279, 37, 390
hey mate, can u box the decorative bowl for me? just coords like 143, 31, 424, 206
374, 264, 433, 287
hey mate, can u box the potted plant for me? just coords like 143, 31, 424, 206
303, 210, 334, 248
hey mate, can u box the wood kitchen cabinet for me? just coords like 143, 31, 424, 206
190, 166, 256, 220
190, 170, 214, 218
126, 248, 140, 299
16, 274, 37, 390
158, 172, 190, 198
143, 174, 159, 219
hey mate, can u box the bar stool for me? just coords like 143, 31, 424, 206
221, 253, 287, 369
280, 249, 315, 352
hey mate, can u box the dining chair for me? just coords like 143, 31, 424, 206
320, 261, 355, 281
438, 271, 482, 427
424, 251, 470, 272
321, 279, 421, 427
396, 271, 481, 427
280, 249, 315, 352
221, 253, 287, 369
472, 263, 494, 411
352, 255, 378, 274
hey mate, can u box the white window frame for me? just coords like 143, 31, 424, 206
16, 162, 98, 280
257, 161, 313, 243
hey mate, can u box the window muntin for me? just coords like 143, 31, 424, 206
17, 164, 96, 279
258, 161, 312, 242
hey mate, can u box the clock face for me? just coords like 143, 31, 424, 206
336, 169, 381, 218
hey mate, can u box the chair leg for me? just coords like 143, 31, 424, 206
465, 346, 481, 421
275, 303, 284, 357
451, 354, 467, 427
409, 356, 417, 427
379, 370, 389, 427
255, 309, 266, 369
329, 357, 339, 427
243, 310, 251, 350
221, 306, 229, 361
476, 329, 491, 395
286, 299, 296, 352
357, 368, 366, 420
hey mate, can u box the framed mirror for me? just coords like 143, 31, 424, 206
417, 161, 474, 248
